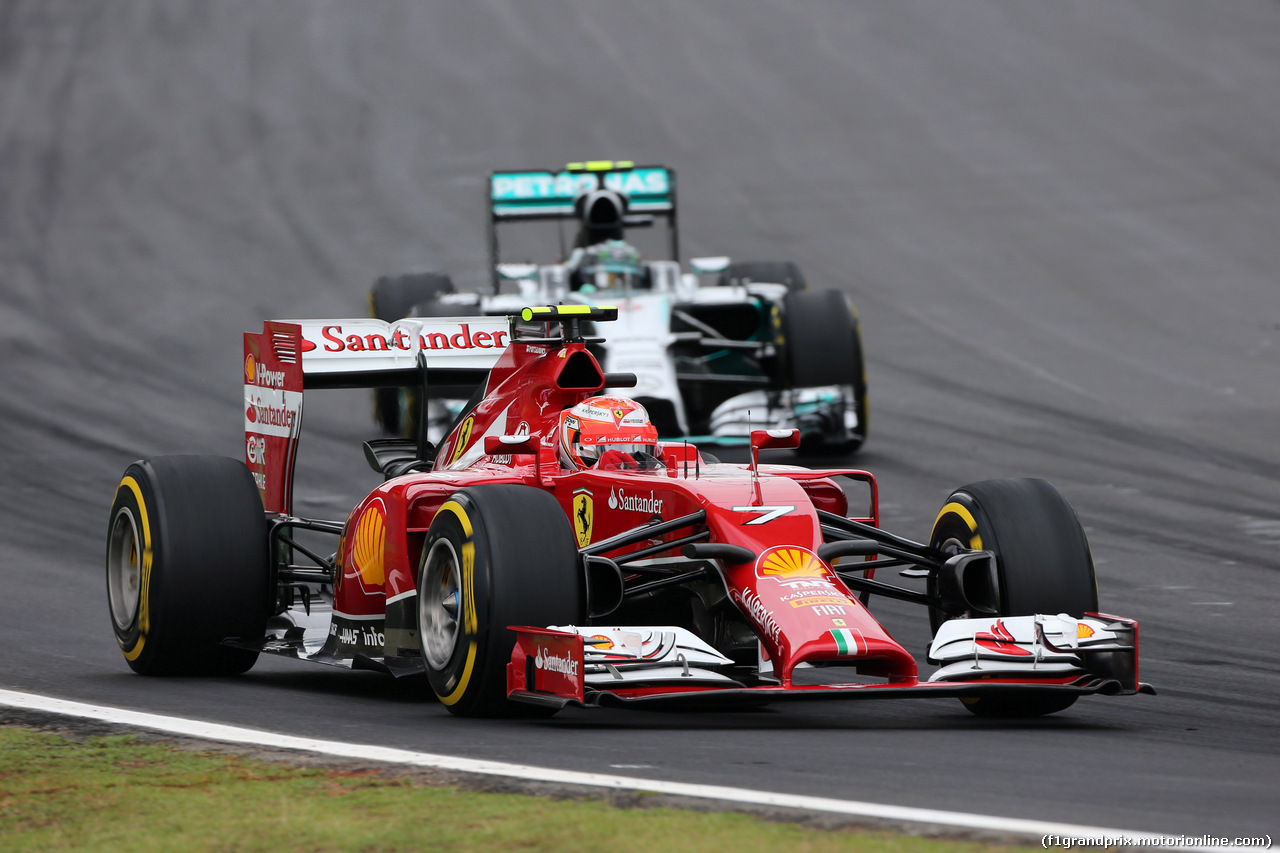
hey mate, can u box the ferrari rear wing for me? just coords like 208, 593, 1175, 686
243, 315, 510, 514
286, 317, 509, 389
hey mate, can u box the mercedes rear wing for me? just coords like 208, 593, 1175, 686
487, 160, 679, 291
244, 315, 510, 514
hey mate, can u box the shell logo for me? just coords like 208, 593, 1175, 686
351, 499, 387, 589
334, 532, 346, 593
244, 353, 256, 384
589, 634, 614, 651
1078, 623, 1095, 639
757, 546, 825, 580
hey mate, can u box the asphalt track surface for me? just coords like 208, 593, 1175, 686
2, 0, 1278, 840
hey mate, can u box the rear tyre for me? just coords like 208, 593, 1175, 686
418, 486, 581, 717
369, 272, 456, 435
106, 456, 269, 676
780, 289, 868, 453
929, 478, 1098, 717
369, 272, 456, 322
720, 260, 807, 291
380, 294, 478, 441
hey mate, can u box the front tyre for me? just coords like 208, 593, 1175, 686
106, 456, 269, 675
419, 485, 581, 717
929, 478, 1098, 717
780, 289, 868, 453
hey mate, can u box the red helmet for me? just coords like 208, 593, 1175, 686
558, 396, 662, 470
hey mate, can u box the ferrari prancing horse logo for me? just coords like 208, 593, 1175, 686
573, 489, 593, 547
449, 414, 476, 464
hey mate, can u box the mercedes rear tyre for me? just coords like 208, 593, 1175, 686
929, 478, 1098, 717
369, 272, 456, 435
369, 272, 455, 322
780, 288, 868, 453
418, 485, 581, 717
378, 293, 476, 442
106, 456, 270, 676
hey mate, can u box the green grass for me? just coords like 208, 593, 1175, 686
0, 726, 1037, 852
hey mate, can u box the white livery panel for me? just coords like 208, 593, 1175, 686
927, 614, 1137, 683
280, 316, 511, 375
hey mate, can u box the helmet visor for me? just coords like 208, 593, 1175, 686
577, 441, 663, 470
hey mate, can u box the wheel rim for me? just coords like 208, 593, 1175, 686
419, 538, 462, 670
928, 531, 974, 632
107, 507, 142, 632
936, 536, 965, 558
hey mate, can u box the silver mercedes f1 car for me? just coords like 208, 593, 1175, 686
369, 161, 867, 454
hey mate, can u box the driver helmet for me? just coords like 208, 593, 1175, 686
558, 395, 663, 470
577, 239, 643, 292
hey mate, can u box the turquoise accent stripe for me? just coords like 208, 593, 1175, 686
490, 167, 673, 212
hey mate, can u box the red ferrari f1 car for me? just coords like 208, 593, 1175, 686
106, 305, 1151, 717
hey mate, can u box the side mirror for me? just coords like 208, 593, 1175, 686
749, 428, 801, 477
751, 428, 801, 451
496, 263, 539, 281
690, 256, 730, 275
484, 435, 538, 456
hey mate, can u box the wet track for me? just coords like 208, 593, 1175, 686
2, 1, 1278, 838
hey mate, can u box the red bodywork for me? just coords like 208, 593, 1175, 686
243, 314, 1144, 709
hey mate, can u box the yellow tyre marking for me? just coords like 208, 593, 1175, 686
435, 499, 480, 706
438, 642, 478, 707
118, 476, 153, 660
933, 501, 983, 550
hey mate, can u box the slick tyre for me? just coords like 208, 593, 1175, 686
106, 456, 270, 676
719, 260, 808, 291
369, 272, 456, 322
780, 289, 868, 453
369, 272, 456, 435
377, 294, 476, 441
418, 485, 581, 717
929, 478, 1098, 717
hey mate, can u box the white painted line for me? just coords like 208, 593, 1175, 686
0, 688, 1220, 851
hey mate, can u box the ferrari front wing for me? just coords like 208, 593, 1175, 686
505, 615, 1153, 711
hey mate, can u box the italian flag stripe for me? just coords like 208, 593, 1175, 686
830, 628, 859, 655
